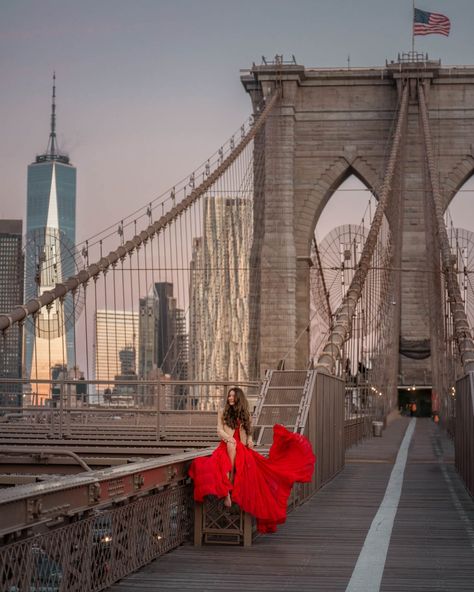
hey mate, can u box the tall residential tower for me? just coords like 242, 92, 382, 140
189, 196, 252, 408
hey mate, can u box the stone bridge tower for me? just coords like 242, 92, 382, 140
242, 57, 474, 389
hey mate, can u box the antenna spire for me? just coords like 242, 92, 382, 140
47, 72, 57, 158
35, 72, 70, 164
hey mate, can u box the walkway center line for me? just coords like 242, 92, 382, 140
345, 418, 416, 592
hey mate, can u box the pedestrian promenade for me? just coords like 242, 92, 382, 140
108, 417, 474, 591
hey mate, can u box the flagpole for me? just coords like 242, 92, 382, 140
412, 0, 415, 55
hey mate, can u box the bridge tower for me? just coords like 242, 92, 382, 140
242, 56, 474, 392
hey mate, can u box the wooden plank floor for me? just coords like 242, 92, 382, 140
107, 417, 474, 591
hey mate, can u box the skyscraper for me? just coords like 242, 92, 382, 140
139, 282, 188, 378
0, 220, 24, 407
138, 285, 160, 380
95, 309, 139, 390
24, 76, 77, 400
138, 282, 188, 408
154, 282, 176, 375
189, 196, 252, 408
172, 306, 189, 409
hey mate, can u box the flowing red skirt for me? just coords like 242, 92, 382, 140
188, 424, 316, 533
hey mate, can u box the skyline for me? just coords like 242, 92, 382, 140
2, 0, 474, 248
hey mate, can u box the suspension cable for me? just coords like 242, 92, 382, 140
418, 82, 474, 373
0, 88, 281, 333
312, 236, 333, 326
315, 81, 409, 374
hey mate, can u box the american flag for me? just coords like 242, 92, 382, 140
413, 8, 450, 36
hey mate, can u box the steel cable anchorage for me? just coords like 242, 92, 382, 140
315, 82, 409, 375
418, 83, 474, 373
0, 88, 281, 333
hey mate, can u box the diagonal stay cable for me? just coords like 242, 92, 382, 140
0, 88, 281, 333
316, 81, 409, 375
312, 236, 333, 327
418, 83, 474, 373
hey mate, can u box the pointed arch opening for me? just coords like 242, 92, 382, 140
309, 174, 393, 418
311, 174, 378, 360
445, 175, 474, 333
315, 175, 375, 241
446, 175, 474, 230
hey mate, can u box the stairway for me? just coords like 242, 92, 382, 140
253, 370, 317, 446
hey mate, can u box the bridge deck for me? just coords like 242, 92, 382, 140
108, 417, 474, 591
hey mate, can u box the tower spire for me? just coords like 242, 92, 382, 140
47, 72, 57, 158
37, 73, 69, 164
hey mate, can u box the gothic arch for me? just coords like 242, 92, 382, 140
294, 155, 382, 259
443, 155, 474, 208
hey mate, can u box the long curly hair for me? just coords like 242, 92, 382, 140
223, 387, 251, 435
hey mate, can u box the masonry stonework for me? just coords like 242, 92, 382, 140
242, 60, 474, 387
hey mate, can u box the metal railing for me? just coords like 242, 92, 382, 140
343, 380, 379, 449
0, 370, 346, 589
0, 448, 211, 591
0, 379, 260, 441
289, 372, 345, 507
344, 417, 367, 450
455, 373, 474, 497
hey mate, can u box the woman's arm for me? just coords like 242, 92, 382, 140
217, 407, 233, 443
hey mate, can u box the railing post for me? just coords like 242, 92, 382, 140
155, 376, 161, 441
49, 392, 54, 437
243, 512, 252, 547
66, 381, 71, 437
194, 502, 203, 546
59, 380, 64, 439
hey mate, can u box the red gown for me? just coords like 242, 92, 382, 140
189, 424, 316, 533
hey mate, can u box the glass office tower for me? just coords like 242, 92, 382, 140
24, 76, 77, 400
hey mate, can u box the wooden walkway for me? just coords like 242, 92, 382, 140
108, 417, 474, 591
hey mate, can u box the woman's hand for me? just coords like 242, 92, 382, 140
226, 437, 237, 446
247, 440, 254, 449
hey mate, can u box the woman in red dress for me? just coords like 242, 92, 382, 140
189, 387, 316, 533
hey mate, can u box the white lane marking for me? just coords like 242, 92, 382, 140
345, 418, 416, 592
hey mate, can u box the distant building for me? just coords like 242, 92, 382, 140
50, 363, 87, 407
95, 309, 139, 390
23, 76, 77, 401
138, 283, 175, 376
138, 282, 188, 408
189, 196, 252, 409
119, 345, 136, 374
154, 282, 177, 375
138, 286, 160, 380
172, 307, 189, 409
0, 220, 24, 408
50, 363, 68, 405
113, 345, 138, 401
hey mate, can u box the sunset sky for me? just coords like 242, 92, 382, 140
1, 0, 474, 243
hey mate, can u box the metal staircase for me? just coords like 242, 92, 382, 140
253, 370, 317, 446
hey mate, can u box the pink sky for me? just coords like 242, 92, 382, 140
1, 0, 473, 244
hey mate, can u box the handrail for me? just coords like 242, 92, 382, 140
0, 447, 93, 472
0, 448, 212, 537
